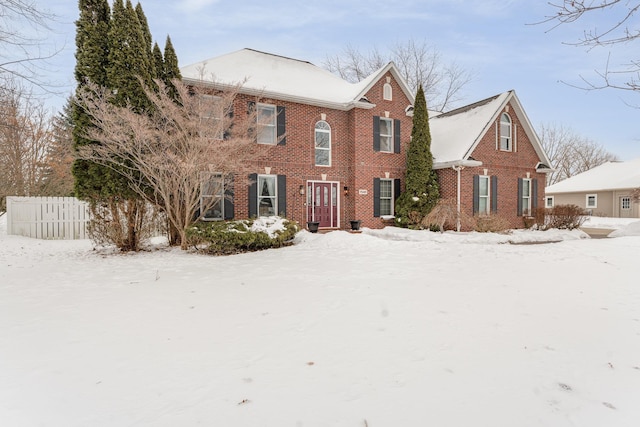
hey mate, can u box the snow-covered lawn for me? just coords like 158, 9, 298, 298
1, 214, 640, 427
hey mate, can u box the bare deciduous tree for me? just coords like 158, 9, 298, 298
541, 1, 640, 92
1, 0, 58, 90
538, 122, 619, 185
0, 79, 54, 208
324, 39, 473, 112
75, 78, 261, 249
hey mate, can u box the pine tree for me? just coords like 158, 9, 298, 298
163, 35, 181, 98
72, 0, 112, 201
107, 0, 153, 111
395, 84, 440, 228
135, 2, 156, 79
152, 42, 164, 81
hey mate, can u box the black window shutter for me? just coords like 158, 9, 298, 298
373, 116, 381, 152
224, 175, 234, 220
373, 178, 381, 217
223, 107, 234, 140
248, 173, 257, 217
247, 101, 256, 140
472, 175, 480, 215
517, 178, 523, 217
277, 174, 287, 216
277, 106, 286, 145
491, 176, 498, 213
393, 119, 401, 153
532, 178, 538, 210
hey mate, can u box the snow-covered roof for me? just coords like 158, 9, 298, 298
180, 48, 414, 111
430, 90, 552, 169
546, 158, 640, 193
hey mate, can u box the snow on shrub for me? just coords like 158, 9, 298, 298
185, 217, 299, 255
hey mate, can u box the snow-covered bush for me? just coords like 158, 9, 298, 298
185, 217, 299, 255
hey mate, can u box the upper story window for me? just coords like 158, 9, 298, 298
499, 113, 512, 151
257, 103, 277, 145
314, 120, 331, 166
379, 117, 393, 152
383, 83, 393, 101
199, 94, 223, 140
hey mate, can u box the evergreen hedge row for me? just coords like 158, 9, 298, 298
186, 219, 299, 255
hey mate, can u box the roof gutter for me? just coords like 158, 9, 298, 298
432, 159, 483, 170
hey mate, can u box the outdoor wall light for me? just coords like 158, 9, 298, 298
299, 185, 304, 195
344, 186, 349, 196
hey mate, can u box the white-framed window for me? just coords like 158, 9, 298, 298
258, 174, 277, 216
200, 172, 224, 220
314, 120, 331, 166
621, 196, 631, 210
586, 194, 597, 209
379, 179, 393, 216
521, 178, 531, 215
257, 103, 277, 145
199, 94, 223, 140
383, 83, 393, 101
478, 175, 490, 215
545, 196, 554, 208
499, 113, 512, 151
379, 117, 393, 153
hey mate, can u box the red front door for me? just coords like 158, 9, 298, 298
307, 182, 338, 228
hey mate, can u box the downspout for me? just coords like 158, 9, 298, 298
452, 165, 463, 232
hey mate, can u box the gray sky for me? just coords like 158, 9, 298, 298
23, 0, 640, 160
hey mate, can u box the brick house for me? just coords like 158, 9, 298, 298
430, 91, 552, 229
181, 49, 552, 230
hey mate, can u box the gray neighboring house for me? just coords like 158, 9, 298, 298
545, 158, 640, 218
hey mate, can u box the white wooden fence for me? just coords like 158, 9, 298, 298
6, 196, 90, 240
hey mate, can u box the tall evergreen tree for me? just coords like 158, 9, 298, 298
42, 98, 75, 197
72, 0, 112, 200
152, 42, 164, 81
163, 35, 181, 99
135, 2, 156, 78
107, 0, 153, 111
395, 84, 440, 228
163, 36, 181, 81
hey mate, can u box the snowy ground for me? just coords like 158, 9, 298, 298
1, 213, 640, 427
